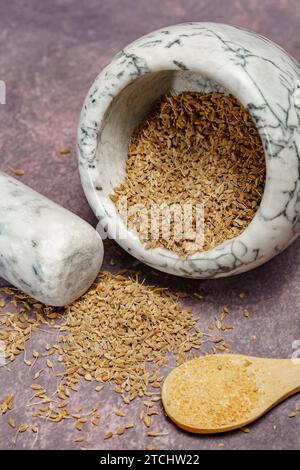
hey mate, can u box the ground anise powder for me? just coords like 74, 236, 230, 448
162, 355, 260, 430
112, 91, 266, 257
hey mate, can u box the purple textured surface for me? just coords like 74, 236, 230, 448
0, 0, 300, 450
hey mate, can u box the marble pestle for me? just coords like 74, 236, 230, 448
0, 172, 103, 306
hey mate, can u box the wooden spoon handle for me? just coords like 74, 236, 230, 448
255, 358, 300, 398
279, 359, 300, 392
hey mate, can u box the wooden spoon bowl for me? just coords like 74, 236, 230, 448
162, 354, 300, 434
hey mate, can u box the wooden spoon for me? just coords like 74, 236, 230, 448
161, 354, 300, 434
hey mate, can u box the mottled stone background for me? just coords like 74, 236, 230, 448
0, 0, 300, 450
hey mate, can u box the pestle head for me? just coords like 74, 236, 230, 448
0, 172, 104, 306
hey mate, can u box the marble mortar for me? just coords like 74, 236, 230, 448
77, 22, 300, 278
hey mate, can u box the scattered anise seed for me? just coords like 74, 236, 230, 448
8, 417, 16, 428
146, 444, 156, 451
115, 409, 126, 417
115, 427, 125, 436
14, 169, 25, 176
240, 427, 251, 433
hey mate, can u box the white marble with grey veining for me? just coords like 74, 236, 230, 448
0, 172, 103, 305
77, 22, 300, 278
